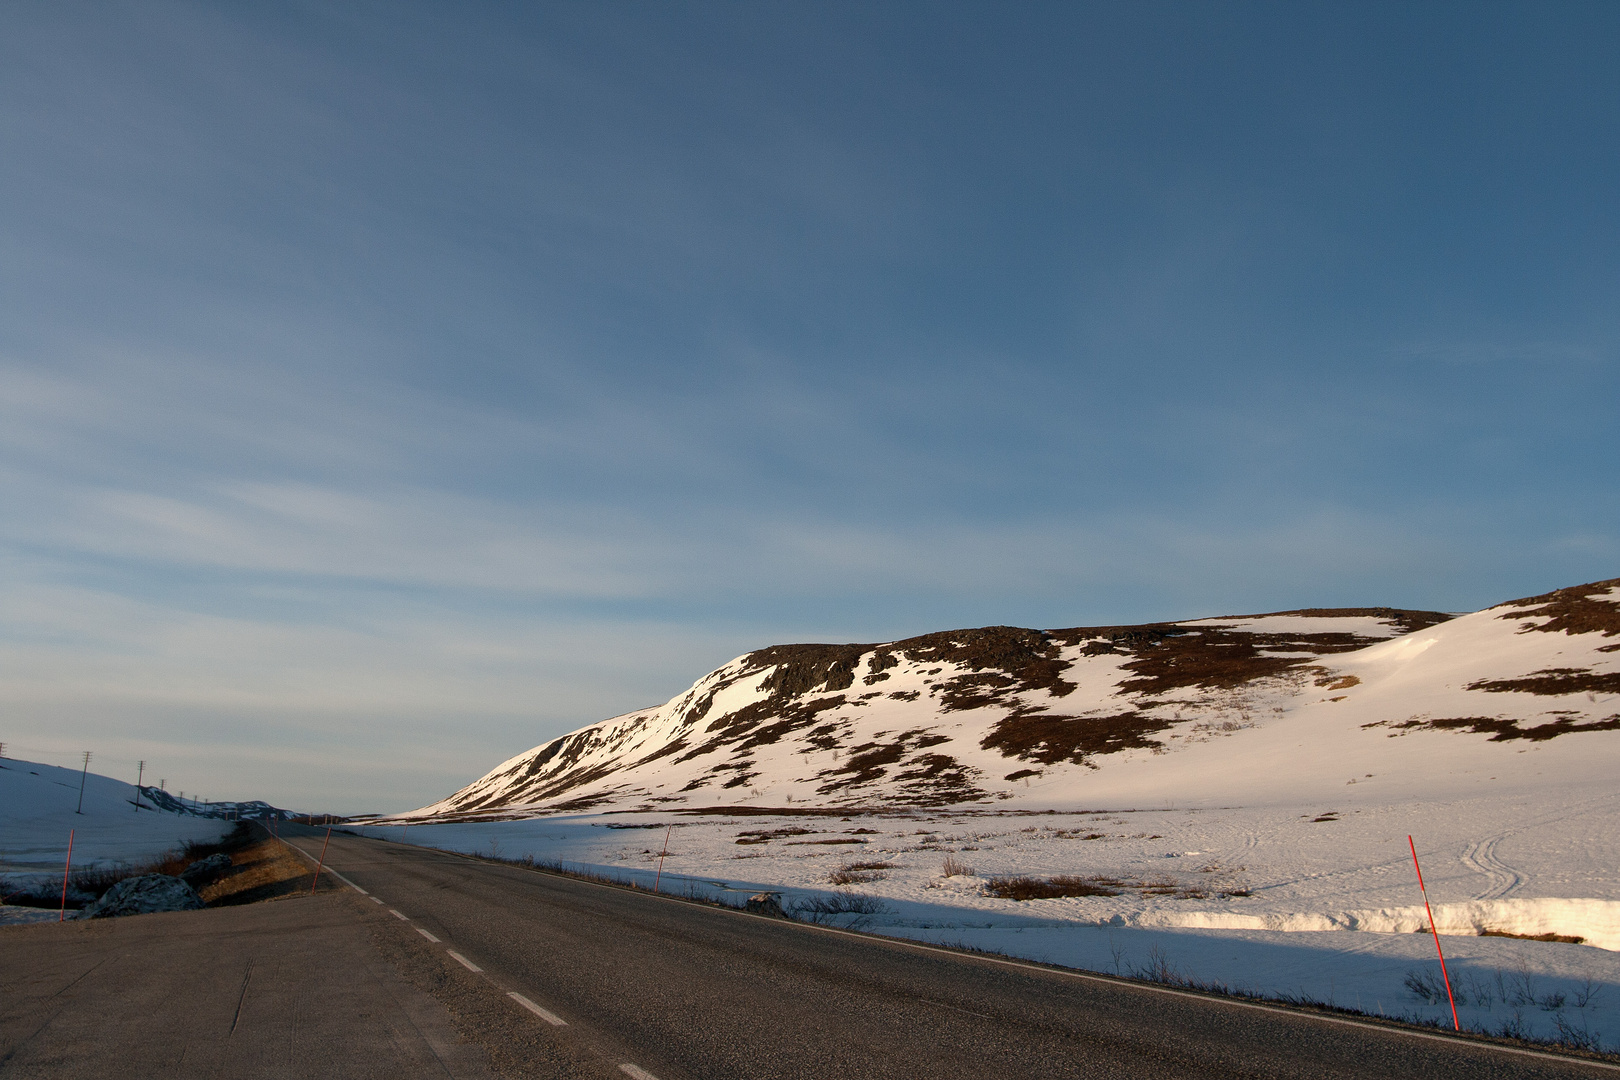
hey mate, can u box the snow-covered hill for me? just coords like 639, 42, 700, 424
407, 578, 1619, 821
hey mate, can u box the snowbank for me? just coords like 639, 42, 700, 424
1114, 898, 1620, 951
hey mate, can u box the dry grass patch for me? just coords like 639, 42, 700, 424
1481, 928, 1586, 945
202, 834, 332, 905
828, 861, 891, 885
985, 874, 1124, 900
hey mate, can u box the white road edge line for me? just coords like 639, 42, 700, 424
618, 1065, 659, 1080
780, 920, 1620, 1073
507, 992, 567, 1026
370, 896, 384, 904
416, 927, 440, 943
279, 838, 367, 894
447, 950, 482, 973
391, 909, 409, 921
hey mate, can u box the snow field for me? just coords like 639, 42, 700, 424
0, 758, 231, 924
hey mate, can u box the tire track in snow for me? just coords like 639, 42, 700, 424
1461, 834, 1522, 901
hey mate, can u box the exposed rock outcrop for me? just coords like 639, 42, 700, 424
84, 875, 204, 918
179, 853, 232, 889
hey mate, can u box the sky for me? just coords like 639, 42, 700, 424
2, 1, 1617, 813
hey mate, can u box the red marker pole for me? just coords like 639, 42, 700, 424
59, 829, 75, 921
310, 827, 333, 894
1409, 836, 1460, 1031
653, 824, 673, 893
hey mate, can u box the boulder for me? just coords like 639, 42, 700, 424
179, 853, 233, 889
745, 892, 785, 918
84, 875, 204, 918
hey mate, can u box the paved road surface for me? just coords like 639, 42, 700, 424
273, 826, 1618, 1080
0, 887, 493, 1078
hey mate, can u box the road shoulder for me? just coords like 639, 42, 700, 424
0, 892, 493, 1079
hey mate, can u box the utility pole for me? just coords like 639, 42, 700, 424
75, 751, 92, 814
134, 761, 145, 811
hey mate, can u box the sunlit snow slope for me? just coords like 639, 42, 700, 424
407, 578, 1619, 821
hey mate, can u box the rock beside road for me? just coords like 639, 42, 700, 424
745, 892, 785, 917
85, 875, 204, 918
179, 853, 233, 889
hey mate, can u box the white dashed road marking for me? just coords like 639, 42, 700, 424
299, 832, 667, 1080
447, 950, 482, 973
507, 992, 566, 1026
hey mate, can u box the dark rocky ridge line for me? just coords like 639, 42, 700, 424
425, 604, 1462, 816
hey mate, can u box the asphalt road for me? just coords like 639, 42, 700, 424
279, 825, 1618, 1080
0, 887, 493, 1079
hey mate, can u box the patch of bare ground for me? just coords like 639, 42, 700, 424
1366, 715, 1620, 741
813, 729, 987, 805
682, 804, 889, 817
985, 872, 1219, 901
985, 874, 1126, 900
828, 862, 890, 885
980, 710, 1173, 767
1063, 621, 1422, 696
206, 830, 335, 905
1466, 667, 1620, 695
979, 614, 1445, 768
545, 791, 619, 813
1481, 928, 1587, 944
734, 826, 816, 844
1494, 577, 1620, 639
901, 626, 1077, 701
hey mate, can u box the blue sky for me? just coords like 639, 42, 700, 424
2, 1, 1616, 812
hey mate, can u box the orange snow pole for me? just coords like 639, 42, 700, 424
1409, 835, 1460, 1031
653, 824, 673, 893
59, 829, 75, 921
310, 827, 333, 894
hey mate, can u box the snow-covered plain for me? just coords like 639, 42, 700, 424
371, 578, 1620, 1049
0, 758, 229, 924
